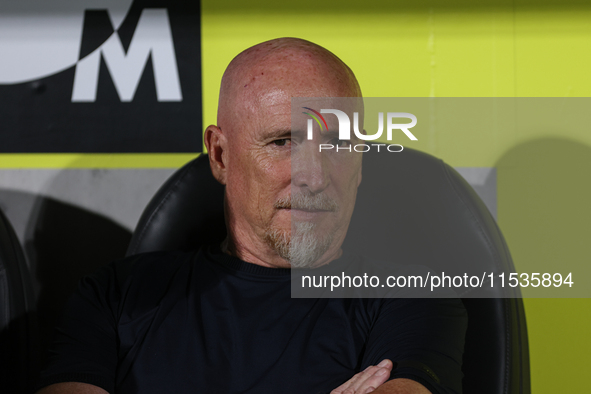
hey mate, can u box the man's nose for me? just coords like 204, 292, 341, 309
291, 143, 330, 193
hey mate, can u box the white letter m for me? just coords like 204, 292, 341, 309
72, 9, 182, 102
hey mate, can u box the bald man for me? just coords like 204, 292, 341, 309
208, 37, 363, 270
35, 38, 466, 394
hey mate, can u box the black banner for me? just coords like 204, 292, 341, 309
0, 0, 202, 153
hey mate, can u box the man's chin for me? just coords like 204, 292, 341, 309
264, 223, 333, 269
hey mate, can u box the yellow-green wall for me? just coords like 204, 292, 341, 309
201, 0, 591, 392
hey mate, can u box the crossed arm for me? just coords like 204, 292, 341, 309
37, 359, 430, 394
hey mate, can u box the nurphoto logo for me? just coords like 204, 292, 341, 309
303, 107, 417, 152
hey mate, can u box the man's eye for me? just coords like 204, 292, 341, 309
329, 138, 350, 147
273, 139, 291, 146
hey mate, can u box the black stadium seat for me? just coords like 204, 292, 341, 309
0, 208, 37, 394
127, 149, 530, 394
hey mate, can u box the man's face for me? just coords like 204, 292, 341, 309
224, 82, 362, 268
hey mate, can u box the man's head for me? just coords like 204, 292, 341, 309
205, 37, 363, 269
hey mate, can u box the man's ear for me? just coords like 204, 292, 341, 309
204, 125, 228, 185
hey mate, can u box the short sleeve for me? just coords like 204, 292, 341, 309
361, 298, 468, 394
35, 263, 122, 394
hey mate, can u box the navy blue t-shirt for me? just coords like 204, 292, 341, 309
37, 245, 467, 393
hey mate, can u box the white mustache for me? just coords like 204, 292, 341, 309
274, 192, 338, 212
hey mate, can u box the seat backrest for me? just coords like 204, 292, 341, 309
0, 208, 36, 394
126, 156, 226, 255
127, 149, 530, 394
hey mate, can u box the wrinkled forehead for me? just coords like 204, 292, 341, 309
292, 96, 364, 133
226, 68, 359, 139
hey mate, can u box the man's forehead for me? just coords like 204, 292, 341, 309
229, 83, 349, 137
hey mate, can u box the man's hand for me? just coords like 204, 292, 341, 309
331, 359, 393, 394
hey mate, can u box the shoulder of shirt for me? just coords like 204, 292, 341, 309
68, 249, 200, 327
84, 249, 198, 296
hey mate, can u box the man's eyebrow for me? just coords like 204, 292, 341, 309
262, 128, 292, 140
321, 130, 340, 138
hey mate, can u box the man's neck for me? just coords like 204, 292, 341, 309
221, 235, 343, 269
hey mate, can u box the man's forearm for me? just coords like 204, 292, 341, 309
370, 378, 431, 394
37, 382, 108, 394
